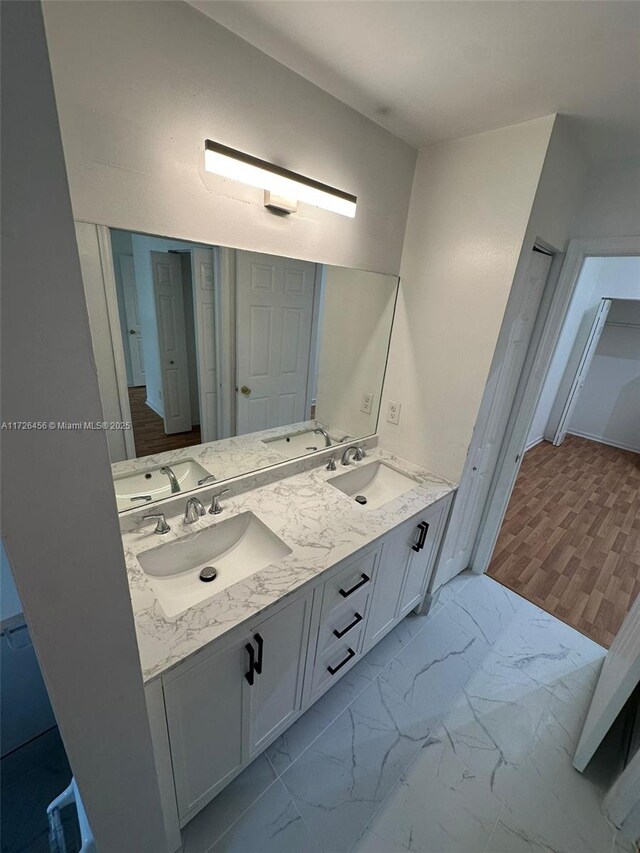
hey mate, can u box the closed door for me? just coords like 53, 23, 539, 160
432, 249, 552, 590
399, 500, 448, 615
163, 636, 246, 821
364, 518, 414, 647
551, 298, 611, 446
245, 592, 312, 756
120, 253, 145, 386
235, 251, 316, 435
151, 251, 192, 434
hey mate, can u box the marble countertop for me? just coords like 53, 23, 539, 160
111, 419, 351, 484
121, 447, 456, 684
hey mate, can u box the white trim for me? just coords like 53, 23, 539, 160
144, 397, 164, 419
567, 430, 640, 455
96, 225, 136, 460
524, 436, 545, 452
472, 235, 640, 575
306, 264, 325, 417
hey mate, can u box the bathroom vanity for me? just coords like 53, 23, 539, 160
119, 446, 455, 845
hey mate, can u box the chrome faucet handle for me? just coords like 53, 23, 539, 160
142, 513, 171, 534
341, 445, 362, 466
326, 456, 337, 471
184, 497, 206, 524
197, 474, 217, 486
209, 488, 230, 515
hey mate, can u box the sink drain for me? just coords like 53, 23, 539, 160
199, 567, 218, 582
355, 495, 368, 505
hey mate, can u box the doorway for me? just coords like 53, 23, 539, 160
482, 252, 640, 647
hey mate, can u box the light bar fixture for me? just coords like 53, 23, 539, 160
204, 140, 357, 218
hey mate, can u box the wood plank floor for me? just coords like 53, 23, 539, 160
128, 386, 201, 457
488, 434, 640, 648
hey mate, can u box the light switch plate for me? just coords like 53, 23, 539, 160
361, 392, 374, 415
387, 401, 401, 425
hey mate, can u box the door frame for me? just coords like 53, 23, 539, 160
471, 235, 640, 575
96, 225, 137, 459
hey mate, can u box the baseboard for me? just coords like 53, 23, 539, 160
567, 430, 640, 454
525, 435, 545, 452
145, 397, 164, 419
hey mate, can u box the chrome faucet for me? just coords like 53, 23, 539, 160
184, 496, 205, 524
160, 465, 180, 494
142, 512, 171, 534
341, 445, 365, 466
209, 488, 230, 515
313, 427, 331, 447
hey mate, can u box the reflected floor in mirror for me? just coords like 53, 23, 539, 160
129, 386, 202, 456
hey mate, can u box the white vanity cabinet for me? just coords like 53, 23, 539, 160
151, 492, 453, 841
363, 499, 451, 649
162, 590, 313, 824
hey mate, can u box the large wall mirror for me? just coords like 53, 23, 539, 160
80, 226, 398, 511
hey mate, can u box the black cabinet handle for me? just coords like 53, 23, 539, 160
245, 633, 264, 685
412, 521, 429, 552
254, 633, 263, 675
339, 573, 370, 598
327, 647, 356, 675
245, 642, 255, 685
333, 612, 363, 639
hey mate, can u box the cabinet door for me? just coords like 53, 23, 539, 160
246, 591, 313, 756
164, 636, 247, 822
399, 500, 449, 616
363, 519, 414, 647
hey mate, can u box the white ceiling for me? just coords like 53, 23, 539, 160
188, 0, 640, 161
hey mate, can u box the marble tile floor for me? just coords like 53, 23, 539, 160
182, 571, 637, 853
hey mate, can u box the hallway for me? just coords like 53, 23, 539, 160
488, 435, 640, 648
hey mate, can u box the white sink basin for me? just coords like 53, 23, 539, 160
264, 429, 345, 459
137, 511, 292, 618
113, 459, 213, 512
328, 461, 419, 510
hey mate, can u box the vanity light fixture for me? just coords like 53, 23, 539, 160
204, 140, 357, 218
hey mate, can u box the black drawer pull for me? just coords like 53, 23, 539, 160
339, 573, 370, 598
245, 633, 264, 685
412, 521, 429, 552
245, 642, 255, 685
254, 633, 263, 675
333, 612, 363, 639
327, 647, 356, 675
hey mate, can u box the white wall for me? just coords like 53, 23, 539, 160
42, 0, 415, 277
569, 300, 640, 452
1, 3, 167, 847
379, 116, 555, 482
572, 155, 640, 240
527, 256, 640, 446
315, 268, 397, 437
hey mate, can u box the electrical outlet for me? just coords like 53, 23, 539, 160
361, 392, 374, 415
387, 401, 401, 425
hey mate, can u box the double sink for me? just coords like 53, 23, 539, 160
136, 460, 419, 619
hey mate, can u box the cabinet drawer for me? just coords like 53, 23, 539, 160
312, 638, 363, 696
317, 590, 369, 658
321, 547, 378, 619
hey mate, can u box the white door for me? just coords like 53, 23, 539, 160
574, 592, 640, 772
431, 249, 553, 591
235, 251, 316, 435
551, 298, 611, 446
245, 592, 312, 757
151, 251, 192, 434
120, 254, 145, 387
191, 247, 218, 443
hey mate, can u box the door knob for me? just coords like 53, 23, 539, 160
240, 385, 251, 396
129, 329, 136, 335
